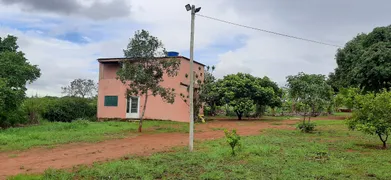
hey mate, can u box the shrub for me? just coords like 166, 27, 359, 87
43, 97, 96, 122
224, 129, 241, 156
297, 122, 316, 133
0, 108, 27, 128
347, 90, 391, 148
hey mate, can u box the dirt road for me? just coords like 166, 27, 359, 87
0, 119, 301, 178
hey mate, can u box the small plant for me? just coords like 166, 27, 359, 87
224, 129, 241, 156
297, 122, 316, 133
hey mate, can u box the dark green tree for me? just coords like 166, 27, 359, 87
0, 35, 41, 128
117, 30, 180, 132
218, 73, 275, 120
331, 25, 391, 92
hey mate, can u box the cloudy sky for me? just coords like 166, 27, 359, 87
0, 0, 390, 96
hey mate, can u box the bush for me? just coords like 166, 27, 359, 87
0, 108, 27, 128
43, 97, 96, 122
224, 129, 241, 156
297, 122, 316, 133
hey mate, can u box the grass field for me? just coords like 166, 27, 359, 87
0, 120, 188, 152
11, 119, 391, 180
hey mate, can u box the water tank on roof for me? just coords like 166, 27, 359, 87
167, 51, 179, 57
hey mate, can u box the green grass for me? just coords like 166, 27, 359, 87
11, 119, 391, 180
0, 120, 188, 152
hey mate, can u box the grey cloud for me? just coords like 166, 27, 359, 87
0, 0, 131, 20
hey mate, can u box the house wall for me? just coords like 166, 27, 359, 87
97, 57, 205, 122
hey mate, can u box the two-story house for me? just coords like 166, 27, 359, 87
97, 54, 205, 122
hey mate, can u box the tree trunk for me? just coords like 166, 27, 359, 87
139, 94, 149, 133
292, 99, 297, 114
378, 133, 388, 149
272, 108, 276, 116
236, 111, 243, 120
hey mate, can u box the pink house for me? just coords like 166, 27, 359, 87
97, 56, 205, 122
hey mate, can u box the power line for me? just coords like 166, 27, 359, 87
196, 14, 342, 48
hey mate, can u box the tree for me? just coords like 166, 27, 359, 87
347, 90, 391, 148
218, 73, 275, 120
331, 25, 391, 92
180, 66, 220, 121
334, 87, 361, 111
61, 79, 97, 98
117, 30, 180, 132
199, 66, 221, 116
0, 35, 41, 128
286, 72, 333, 124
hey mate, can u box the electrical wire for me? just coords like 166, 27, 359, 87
196, 14, 342, 48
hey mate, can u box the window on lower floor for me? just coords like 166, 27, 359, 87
104, 96, 118, 106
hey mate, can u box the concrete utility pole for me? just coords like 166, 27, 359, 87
185, 4, 201, 152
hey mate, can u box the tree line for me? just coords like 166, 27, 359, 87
1, 24, 391, 148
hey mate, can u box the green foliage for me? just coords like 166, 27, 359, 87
297, 122, 316, 133
334, 87, 360, 110
117, 29, 180, 132
286, 72, 333, 117
0, 35, 41, 128
0, 120, 188, 152
61, 78, 97, 98
347, 90, 391, 148
14, 121, 391, 179
331, 25, 391, 92
224, 129, 241, 156
42, 97, 96, 122
218, 73, 278, 120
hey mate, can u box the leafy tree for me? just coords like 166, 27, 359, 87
0, 35, 41, 128
286, 72, 333, 119
61, 78, 97, 98
199, 66, 221, 116
347, 90, 391, 148
218, 73, 275, 120
331, 25, 391, 92
334, 87, 361, 111
286, 72, 333, 133
117, 30, 180, 132
257, 76, 283, 116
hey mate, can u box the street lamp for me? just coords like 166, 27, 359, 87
185, 4, 201, 152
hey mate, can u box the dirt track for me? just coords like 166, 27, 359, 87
0, 117, 335, 178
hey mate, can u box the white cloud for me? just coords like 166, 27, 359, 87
1, 0, 391, 96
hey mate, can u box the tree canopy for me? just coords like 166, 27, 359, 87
348, 90, 391, 148
117, 29, 180, 132
330, 25, 391, 92
217, 73, 277, 120
286, 72, 333, 118
0, 35, 41, 128
61, 79, 97, 98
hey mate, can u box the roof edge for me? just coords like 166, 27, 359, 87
97, 56, 206, 67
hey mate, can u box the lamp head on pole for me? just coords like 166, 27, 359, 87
195, 7, 201, 13
185, 4, 191, 11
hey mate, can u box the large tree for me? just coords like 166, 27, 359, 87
331, 25, 391, 92
0, 35, 41, 128
117, 30, 180, 132
286, 72, 333, 120
218, 73, 275, 120
61, 78, 97, 98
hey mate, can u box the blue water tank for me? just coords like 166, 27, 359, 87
167, 51, 179, 57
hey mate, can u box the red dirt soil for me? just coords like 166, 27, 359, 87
0, 118, 334, 178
